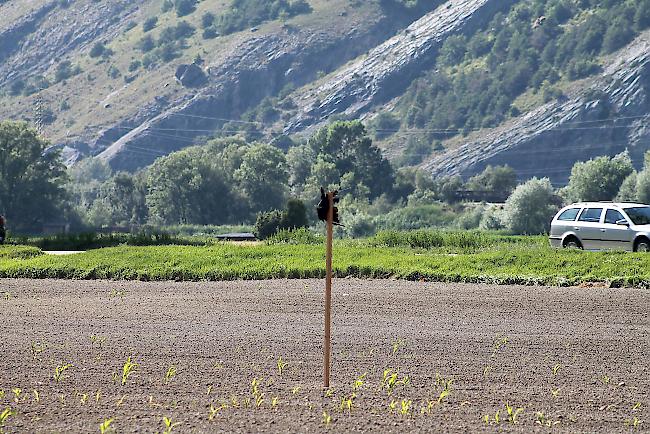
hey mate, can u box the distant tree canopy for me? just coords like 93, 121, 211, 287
562, 152, 634, 203
0, 121, 67, 231
388, 0, 650, 152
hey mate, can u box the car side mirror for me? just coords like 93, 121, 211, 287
616, 219, 630, 227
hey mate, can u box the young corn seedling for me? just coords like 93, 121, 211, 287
30, 341, 46, 361
53, 363, 73, 382
552, 364, 562, 376
90, 335, 106, 349
121, 357, 138, 385
277, 357, 288, 376
32, 390, 39, 403
251, 378, 264, 408
625, 417, 642, 428
116, 395, 126, 407
322, 411, 332, 426
95, 389, 101, 404
291, 385, 301, 395
392, 337, 406, 355
551, 387, 561, 398
400, 399, 412, 416
339, 393, 356, 412
99, 418, 113, 434
80, 393, 88, 405
164, 366, 177, 385
505, 402, 524, 424
352, 373, 367, 391
491, 334, 509, 356
536, 411, 560, 427
162, 416, 180, 434
271, 396, 279, 408
0, 408, 14, 428
11, 388, 21, 404
601, 375, 611, 385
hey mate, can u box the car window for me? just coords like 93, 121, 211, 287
557, 208, 580, 221
578, 208, 603, 222
604, 209, 625, 224
623, 206, 650, 225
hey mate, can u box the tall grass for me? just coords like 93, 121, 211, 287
1, 242, 649, 287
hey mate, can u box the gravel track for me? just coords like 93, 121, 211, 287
0, 279, 648, 433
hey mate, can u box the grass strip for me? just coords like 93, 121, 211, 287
1, 244, 649, 287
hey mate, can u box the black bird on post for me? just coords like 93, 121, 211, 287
316, 187, 341, 225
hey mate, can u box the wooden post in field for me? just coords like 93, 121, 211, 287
324, 191, 334, 388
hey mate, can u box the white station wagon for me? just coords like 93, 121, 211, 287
549, 202, 650, 251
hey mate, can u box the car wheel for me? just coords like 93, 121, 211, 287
634, 238, 650, 252
563, 237, 582, 249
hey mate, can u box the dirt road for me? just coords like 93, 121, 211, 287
0, 279, 648, 433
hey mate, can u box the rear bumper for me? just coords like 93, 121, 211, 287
548, 237, 562, 248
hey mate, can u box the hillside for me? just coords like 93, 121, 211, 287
1, 0, 650, 183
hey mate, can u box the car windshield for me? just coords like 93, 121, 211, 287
623, 207, 650, 225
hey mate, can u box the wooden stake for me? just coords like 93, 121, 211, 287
324, 191, 334, 388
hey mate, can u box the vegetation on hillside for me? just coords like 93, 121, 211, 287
388, 0, 650, 148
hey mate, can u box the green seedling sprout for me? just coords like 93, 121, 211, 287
505, 402, 524, 424
164, 366, 177, 384
491, 334, 509, 356
271, 396, 279, 408
322, 411, 331, 426
352, 373, 367, 391
54, 363, 73, 382
624, 417, 642, 428
99, 418, 113, 434
551, 387, 561, 398
116, 395, 126, 407
121, 357, 138, 385
632, 402, 642, 411
601, 375, 610, 384
251, 378, 264, 408
277, 356, 288, 375
400, 399, 412, 416
80, 393, 88, 405
536, 411, 560, 427
0, 408, 14, 428
95, 389, 101, 404
392, 337, 406, 355
484, 410, 501, 425
340, 393, 356, 412
30, 341, 46, 361
291, 385, 301, 395
552, 364, 561, 376
11, 389, 20, 403
109, 289, 127, 298
162, 416, 180, 434
32, 390, 39, 403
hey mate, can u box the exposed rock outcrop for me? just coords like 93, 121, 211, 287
95, 0, 513, 171
422, 34, 650, 184
0, 0, 138, 87
284, 0, 516, 134
175, 63, 208, 88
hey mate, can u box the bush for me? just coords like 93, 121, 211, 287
89, 42, 106, 58
266, 227, 321, 245
563, 152, 634, 203
502, 178, 559, 235
174, 0, 196, 17
616, 172, 638, 202
279, 199, 308, 230
254, 210, 283, 240
143, 16, 158, 32
375, 204, 455, 230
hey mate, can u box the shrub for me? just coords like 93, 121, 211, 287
266, 227, 321, 245
502, 178, 559, 235
563, 152, 634, 203
375, 204, 455, 230
616, 172, 638, 202
143, 16, 158, 32
89, 42, 106, 58
279, 199, 308, 230
254, 210, 283, 240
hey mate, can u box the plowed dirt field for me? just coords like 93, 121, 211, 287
0, 279, 648, 433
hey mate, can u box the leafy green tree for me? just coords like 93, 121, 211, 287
234, 143, 288, 213
87, 172, 147, 227
502, 177, 559, 235
563, 152, 634, 203
279, 198, 308, 230
306, 121, 394, 200
616, 172, 638, 202
146, 148, 235, 224
0, 121, 67, 231
466, 165, 517, 196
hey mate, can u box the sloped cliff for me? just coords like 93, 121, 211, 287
422, 32, 650, 184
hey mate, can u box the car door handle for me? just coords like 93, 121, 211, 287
600, 229, 606, 232
573, 227, 580, 230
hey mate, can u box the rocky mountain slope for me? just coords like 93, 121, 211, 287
422, 30, 650, 185
2, 0, 650, 184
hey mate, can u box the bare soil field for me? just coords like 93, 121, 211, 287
0, 279, 648, 433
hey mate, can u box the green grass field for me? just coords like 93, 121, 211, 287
1, 231, 650, 287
